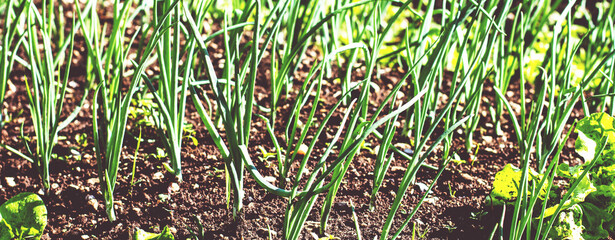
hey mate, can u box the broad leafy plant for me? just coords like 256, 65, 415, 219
133, 226, 174, 240
0, 192, 47, 240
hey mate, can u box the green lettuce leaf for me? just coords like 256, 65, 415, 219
0, 192, 47, 239
488, 164, 523, 206
487, 164, 545, 206
543, 172, 596, 218
579, 202, 611, 240
134, 226, 174, 240
547, 204, 585, 240
557, 163, 585, 179
593, 164, 615, 187
0, 218, 14, 239
575, 112, 615, 163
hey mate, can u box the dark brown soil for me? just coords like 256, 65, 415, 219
0, 2, 590, 240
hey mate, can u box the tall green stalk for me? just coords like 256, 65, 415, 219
0, 0, 27, 128
3, 0, 85, 194
77, 0, 176, 221
142, 0, 208, 182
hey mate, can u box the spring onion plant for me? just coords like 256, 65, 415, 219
187, 1, 432, 238
534, 4, 615, 172
492, 56, 613, 239
490, 0, 568, 135
194, 1, 263, 217
2, 0, 86, 194
591, 2, 615, 113
0, 0, 27, 128
187, 0, 378, 218
185, 1, 262, 215
318, 1, 382, 231
379, 4, 485, 239
457, 1, 508, 152
275, 0, 366, 183
490, 1, 615, 238
77, 0, 176, 221
266, 0, 316, 127
321, 0, 436, 232
141, 0, 209, 182
400, 0, 438, 141
491, 5, 519, 135
369, 100, 397, 210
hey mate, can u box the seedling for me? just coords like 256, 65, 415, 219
470, 210, 488, 221
448, 183, 457, 198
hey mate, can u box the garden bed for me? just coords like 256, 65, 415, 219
0, 0, 613, 239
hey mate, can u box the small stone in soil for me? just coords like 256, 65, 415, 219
153, 172, 164, 180
169, 182, 180, 192
394, 143, 411, 151
415, 219, 425, 226
415, 182, 431, 193
86, 195, 99, 211
334, 202, 348, 208
296, 144, 308, 155
391, 166, 406, 172
483, 147, 497, 153
86, 178, 99, 185
424, 196, 439, 204
5, 177, 16, 187
158, 194, 170, 202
